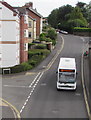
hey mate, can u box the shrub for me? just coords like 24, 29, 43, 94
35, 44, 47, 49
28, 49, 50, 59
39, 33, 47, 41
73, 27, 91, 32
45, 38, 52, 42
21, 62, 32, 71
11, 63, 32, 73
28, 59, 37, 67
3, 49, 50, 74
47, 28, 57, 40
28, 43, 36, 49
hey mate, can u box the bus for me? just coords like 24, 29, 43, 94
57, 57, 77, 90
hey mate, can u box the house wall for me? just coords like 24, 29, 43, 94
33, 20, 36, 40
20, 15, 28, 63
0, 3, 20, 68
28, 17, 34, 43
27, 10, 41, 38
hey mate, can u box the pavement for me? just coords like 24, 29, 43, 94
83, 52, 91, 119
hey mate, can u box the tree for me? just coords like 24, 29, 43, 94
68, 7, 88, 27
48, 9, 58, 28
86, 1, 91, 22
57, 5, 74, 23
76, 2, 89, 21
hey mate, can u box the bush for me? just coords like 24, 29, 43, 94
45, 38, 52, 42
28, 49, 50, 59
73, 27, 91, 32
39, 33, 47, 41
28, 59, 37, 67
3, 49, 50, 74
35, 44, 47, 49
28, 43, 36, 49
21, 62, 32, 71
11, 63, 32, 73
47, 28, 57, 40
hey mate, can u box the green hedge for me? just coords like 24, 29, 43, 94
35, 44, 47, 49
28, 49, 50, 59
73, 27, 91, 32
1, 49, 50, 74
10, 63, 33, 73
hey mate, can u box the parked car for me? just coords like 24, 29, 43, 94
59, 30, 68, 34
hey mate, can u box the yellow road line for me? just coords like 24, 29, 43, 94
0, 98, 21, 119
0, 99, 8, 106
81, 55, 91, 120
45, 35, 64, 71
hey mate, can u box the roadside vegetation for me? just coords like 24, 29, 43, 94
2, 26, 57, 74
48, 1, 91, 33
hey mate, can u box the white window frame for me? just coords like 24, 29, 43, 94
24, 43, 28, 51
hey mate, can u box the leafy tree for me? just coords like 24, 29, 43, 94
76, 2, 89, 21
48, 9, 58, 28
47, 28, 57, 40
68, 7, 88, 27
57, 5, 74, 23
86, 1, 91, 22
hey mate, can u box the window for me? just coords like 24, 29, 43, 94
28, 32, 32, 38
24, 29, 28, 37
28, 21, 32, 27
24, 15, 28, 24
24, 43, 28, 51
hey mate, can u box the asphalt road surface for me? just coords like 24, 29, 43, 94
2, 34, 89, 119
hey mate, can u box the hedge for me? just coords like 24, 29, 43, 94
35, 44, 47, 49
2, 49, 50, 74
28, 49, 50, 59
73, 27, 91, 32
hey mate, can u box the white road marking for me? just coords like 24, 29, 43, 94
3, 85, 29, 88
29, 72, 41, 88
20, 72, 44, 114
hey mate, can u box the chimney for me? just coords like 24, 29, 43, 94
24, 2, 33, 8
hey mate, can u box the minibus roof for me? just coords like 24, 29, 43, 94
58, 57, 76, 70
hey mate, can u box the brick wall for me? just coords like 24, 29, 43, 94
27, 10, 41, 38
20, 15, 28, 63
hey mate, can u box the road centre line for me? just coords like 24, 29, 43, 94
20, 36, 64, 114
20, 72, 44, 114
29, 72, 41, 88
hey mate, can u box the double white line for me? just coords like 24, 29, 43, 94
20, 71, 44, 113
20, 36, 64, 114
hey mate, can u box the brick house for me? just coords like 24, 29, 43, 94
23, 2, 43, 39
14, 7, 28, 63
28, 16, 36, 43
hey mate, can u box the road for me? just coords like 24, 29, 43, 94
2, 34, 89, 119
